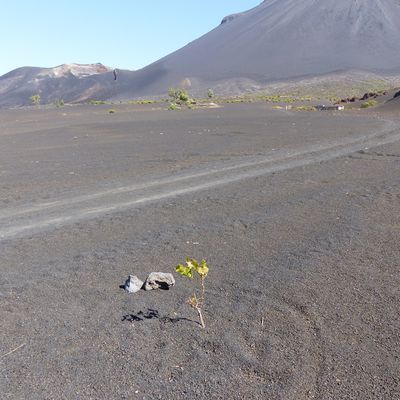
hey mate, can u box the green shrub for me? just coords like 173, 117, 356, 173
108, 108, 116, 114
167, 88, 194, 110
361, 100, 378, 108
30, 94, 41, 105
168, 88, 190, 104
168, 102, 179, 111
54, 99, 64, 108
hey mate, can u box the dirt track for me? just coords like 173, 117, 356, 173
1, 103, 399, 399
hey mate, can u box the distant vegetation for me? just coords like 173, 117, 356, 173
108, 108, 116, 114
292, 105, 317, 111
54, 99, 64, 108
30, 94, 41, 106
167, 88, 195, 110
88, 99, 158, 106
34, 82, 390, 111
361, 99, 378, 108
88, 100, 107, 105
168, 102, 179, 111
125, 100, 157, 105
218, 94, 311, 104
169, 88, 189, 103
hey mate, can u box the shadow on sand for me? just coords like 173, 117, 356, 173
122, 308, 195, 325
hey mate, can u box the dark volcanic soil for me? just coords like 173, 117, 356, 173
0, 103, 399, 399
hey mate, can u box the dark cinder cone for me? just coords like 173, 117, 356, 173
115, 0, 400, 97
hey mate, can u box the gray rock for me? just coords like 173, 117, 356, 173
123, 275, 144, 293
144, 272, 175, 291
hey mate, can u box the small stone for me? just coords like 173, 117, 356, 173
144, 272, 175, 291
123, 275, 144, 293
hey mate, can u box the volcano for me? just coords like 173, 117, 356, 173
113, 0, 400, 98
2, 0, 400, 106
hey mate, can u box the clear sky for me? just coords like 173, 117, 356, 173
0, 1, 260, 76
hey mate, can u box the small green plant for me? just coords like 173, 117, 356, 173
168, 88, 190, 103
176, 258, 209, 329
361, 100, 378, 109
207, 88, 214, 99
54, 98, 64, 108
30, 94, 41, 106
108, 108, 116, 114
168, 102, 179, 111
167, 88, 195, 110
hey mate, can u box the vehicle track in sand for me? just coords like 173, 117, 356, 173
0, 120, 399, 241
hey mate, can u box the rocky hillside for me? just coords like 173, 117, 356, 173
0, 63, 116, 107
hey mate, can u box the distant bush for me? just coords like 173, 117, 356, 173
168, 88, 190, 103
167, 88, 194, 110
225, 97, 253, 103
127, 100, 157, 105
168, 102, 179, 111
108, 108, 116, 114
54, 99, 64, 108
30, 94, 41, 106
361, 100, 378, 108
207, 88, 214, 99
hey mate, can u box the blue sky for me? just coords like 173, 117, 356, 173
0, 1, 260, 76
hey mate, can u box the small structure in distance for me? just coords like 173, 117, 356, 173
316, 105, 344, 111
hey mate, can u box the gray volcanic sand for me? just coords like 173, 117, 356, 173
0, 103, 399, 399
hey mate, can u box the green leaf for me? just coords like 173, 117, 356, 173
185, 258, 198, 269
196, 259, 209, 277
176, 264, 193, 278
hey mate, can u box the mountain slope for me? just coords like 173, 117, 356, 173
112, 0, 400, 98
380, 88, 400, 111
2, 0, 400, 106
0, 64, 116, 107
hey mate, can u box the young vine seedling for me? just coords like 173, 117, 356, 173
176, 258, 209, 329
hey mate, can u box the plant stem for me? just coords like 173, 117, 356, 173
200, 277, 205, 304
198, 277, 206, 328
197, 307, 205, 329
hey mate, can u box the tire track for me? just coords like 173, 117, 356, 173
1, 121, 399, 241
